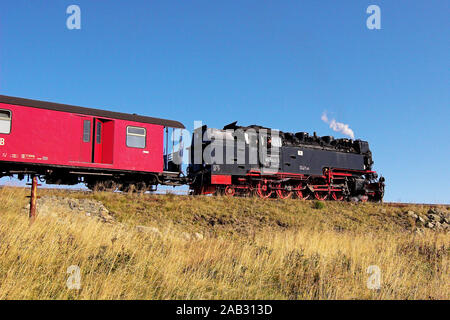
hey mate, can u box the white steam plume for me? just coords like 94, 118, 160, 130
321, 112, 355, 139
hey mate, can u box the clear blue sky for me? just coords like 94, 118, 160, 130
0, 1, 448, 203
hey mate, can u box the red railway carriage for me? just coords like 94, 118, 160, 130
0, 95, 185, 191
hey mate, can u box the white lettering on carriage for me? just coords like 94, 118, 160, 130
0, 138, 5, 146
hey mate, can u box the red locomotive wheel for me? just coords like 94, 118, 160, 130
242, 186, 253, 197
276, 184, 293, 199
332, 191, 344, 201
314, 191, 328, 201
256, 182, 273, 199
224, 186, 236, 197
295, 184, 311, 200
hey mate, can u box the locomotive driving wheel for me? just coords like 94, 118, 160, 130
246, 187, 254, 197
332, 191, 344, 201
314, 191, 328, 201
295, 183, 311, 200
276, 184, 293, 199
224, 185, 236, 197
256, 181, 273, 199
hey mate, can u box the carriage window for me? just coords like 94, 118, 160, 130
83, 120, 91, 142
126, 126, 146, 148
0, 110, 11, 134
96, 122, 102, 144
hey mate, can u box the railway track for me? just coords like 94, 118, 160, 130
382, 202, 449, 208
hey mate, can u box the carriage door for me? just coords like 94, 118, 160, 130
78, 116, 93, 163
92, 118, 114, 164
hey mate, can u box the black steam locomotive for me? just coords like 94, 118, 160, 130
188, 122, 384, 202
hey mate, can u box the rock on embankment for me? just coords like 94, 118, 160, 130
25, 196, 114, 223
25, 196, 205, 241
404, 208, 450, 233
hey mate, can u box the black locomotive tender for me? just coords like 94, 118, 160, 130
188, 122, 385, 201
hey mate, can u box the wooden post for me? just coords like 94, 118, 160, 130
29, 175, 38, 223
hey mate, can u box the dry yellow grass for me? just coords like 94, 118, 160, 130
0, 187, 448, 299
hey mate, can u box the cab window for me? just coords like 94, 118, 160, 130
126, 126, 146, 148
0, 110, 11, 134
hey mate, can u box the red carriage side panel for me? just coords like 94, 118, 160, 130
0, 103, 165, 174
112, 119, 164, 172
